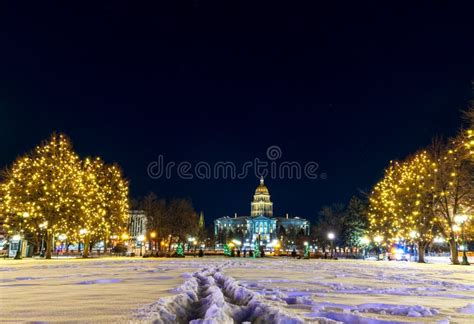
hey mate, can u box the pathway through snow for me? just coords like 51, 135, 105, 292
136, 261, 337, 324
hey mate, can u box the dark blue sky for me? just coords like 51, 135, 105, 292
1, 2, 472, 224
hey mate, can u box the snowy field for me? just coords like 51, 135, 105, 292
1, 257, 473, 323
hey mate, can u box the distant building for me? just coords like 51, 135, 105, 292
128, 210, 147, 240
214, 178, 310, 249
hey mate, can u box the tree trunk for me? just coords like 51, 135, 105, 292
418, 243, 427, 263
33, 236, 40, 254
449, 236, 460, 265
45, 231, 52, 259
103, 235, 108, 254
83, 235, 90, 258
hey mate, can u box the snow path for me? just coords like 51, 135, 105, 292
2, 258, 473, 323
136, 261, 337, 323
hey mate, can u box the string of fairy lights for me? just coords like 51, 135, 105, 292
368, 127, 473, 248
0, 134, 129, 257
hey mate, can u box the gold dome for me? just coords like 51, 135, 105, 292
255, 177, 269, 195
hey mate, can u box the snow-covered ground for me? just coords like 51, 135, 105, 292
1, 257, 473, 323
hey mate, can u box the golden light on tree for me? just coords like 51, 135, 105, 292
369, 132, 473, 264
0, 133, 129, 259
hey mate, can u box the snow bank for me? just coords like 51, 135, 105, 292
457, 302, 474, 314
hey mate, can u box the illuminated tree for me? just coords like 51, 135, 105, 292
0, 133, 129, 259
223, 244, 231, 256
0, 134, 83, 259
432, 136, 473, 264
398, 151, 438, 263
176, 243, 184, 257
368, 151, 439, 263
99, 163, 129, 253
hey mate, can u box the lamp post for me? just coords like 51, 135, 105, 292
150, 231, 157, 250
327, 232, 335, 258
187, 237, 195, 252
360, 236, 370, 259
373, 235, 383, 260
454, 214, 470, 265
14, 212, 30, 260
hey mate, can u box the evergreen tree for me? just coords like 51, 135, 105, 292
342, 196, 368, 248
176, 243, 184, 257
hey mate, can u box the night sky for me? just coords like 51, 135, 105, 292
1, 3, 473, 224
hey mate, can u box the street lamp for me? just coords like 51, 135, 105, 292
433, 236, 444, 244
14, 212, 30, 260
454, 214, 470, 265
78, 228, 88, 255
187, 237, 195, 252
327, 232, 335, 258
360, 236, 370, 259
150, 231, 157, 250
373, 235, 383, 259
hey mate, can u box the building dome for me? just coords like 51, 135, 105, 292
251, 177, 273, 217
255, 177, 270, 195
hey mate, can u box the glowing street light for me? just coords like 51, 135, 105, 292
434, 236, 444, 244
327, 232, 335, 258
360, 236, 370, 245
359, 236, 370, 259
373, 235, 383, 244
232, 239, 242, 246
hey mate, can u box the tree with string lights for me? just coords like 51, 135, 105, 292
0, 133, 129, 259
0, 134, 84, 259
368, 150, 439, 263
432, 133, 473, 264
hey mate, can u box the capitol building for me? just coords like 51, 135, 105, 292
214, 178, 310, 249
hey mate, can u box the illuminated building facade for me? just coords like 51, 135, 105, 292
214, 178, 310, 248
